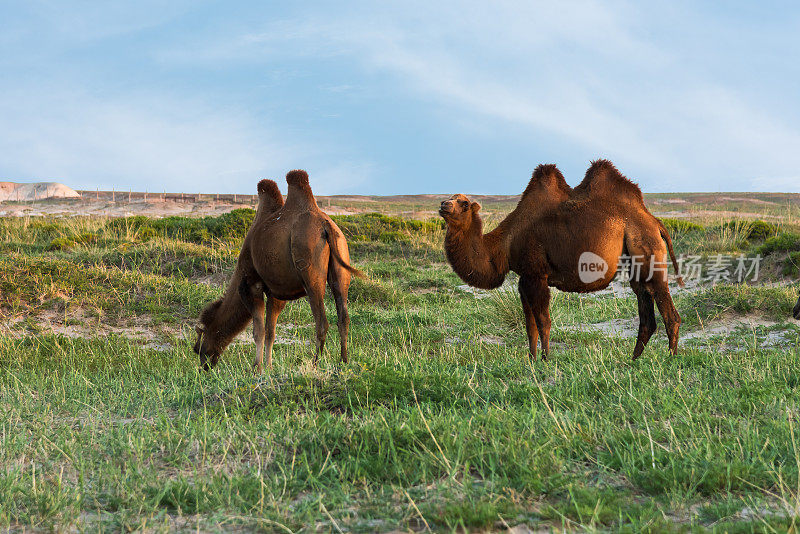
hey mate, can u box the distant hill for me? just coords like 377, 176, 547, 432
0, 182, 80, 201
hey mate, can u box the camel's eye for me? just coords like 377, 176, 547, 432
459, 200, 468, 208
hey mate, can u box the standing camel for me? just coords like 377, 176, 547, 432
194, 170, 364, 372
439, 160, 683, 361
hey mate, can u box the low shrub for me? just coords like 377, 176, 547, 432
744, 220, 780, 241
782, 251, 800, 277
74, 232, 97, 244
331, 213, 444, 243
758, 232, 800, 256
660, 218, 703, 234
106, 209, 256, 244
136, 226, 157, 241
719, 219, 779, 241
105, 210, 444, 246
47, 237, 76, 251
27, 220, 62, 236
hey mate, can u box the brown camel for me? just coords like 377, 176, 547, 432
793, 294, 800, 320
439, 160, 683, 361
194, 170, 364, 372
193, 178, 284, 371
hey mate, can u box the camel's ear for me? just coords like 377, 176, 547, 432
471, 202, 482, 213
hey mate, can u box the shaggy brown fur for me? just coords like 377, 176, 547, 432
194, 171, 364, 372
793, 294, 800, 320
440, 160, 683, 361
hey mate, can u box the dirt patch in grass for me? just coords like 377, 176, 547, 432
567, 313, 800, 349
0, 308, 179, 346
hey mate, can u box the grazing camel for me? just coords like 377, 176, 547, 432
193, 178, 284, 371
793, 294, 800, 320
195, 170, 364, 372
439, 160, 683, 361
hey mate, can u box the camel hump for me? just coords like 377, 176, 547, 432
257, 178, 278, 195
522, 164, 571, 199
286, 170, 310, 187
257, 179, 284, 206
575, 159, 643, 201
284, 169, 317, 207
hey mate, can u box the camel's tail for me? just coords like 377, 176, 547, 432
323, 221, 367, 280
657, 219, 685, 288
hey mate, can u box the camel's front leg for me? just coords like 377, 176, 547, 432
251, 296, 266, 374
518, 279, 539, 360
239, 278, 267, 374
264, 296, 287, 369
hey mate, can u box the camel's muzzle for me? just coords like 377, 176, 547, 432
439, 201, 453, 216
195, 342, 219, 372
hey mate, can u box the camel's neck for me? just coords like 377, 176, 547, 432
444, 218, 509, 289
255, 194, 283, 220
211, 267, 252, 350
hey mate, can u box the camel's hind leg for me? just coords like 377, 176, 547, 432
630, 280, 657, 360
327, 269, 351, 364
303, 282, 329, 365
520, 276, 552, 361
625, 226, 680, 357
263, 296, 286, 370
651, 281, 681, 355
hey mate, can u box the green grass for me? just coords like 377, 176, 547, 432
2, 211, 800, 532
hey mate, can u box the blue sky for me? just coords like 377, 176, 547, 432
1, 1, 799, 194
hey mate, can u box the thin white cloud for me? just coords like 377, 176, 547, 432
0, 87, 290, 193
157, 0, 800, 191
0, 84, 375, 194
4, 1, 799, 193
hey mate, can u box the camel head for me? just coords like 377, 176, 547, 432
439, 194, 482, 230
193, 299, 223, 371
794, 294, 800, 320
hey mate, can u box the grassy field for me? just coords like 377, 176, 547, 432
1, 202, 800, 532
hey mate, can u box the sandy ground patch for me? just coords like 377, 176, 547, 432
566, 313, 800, 349
653, 209, 786, 220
